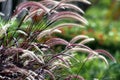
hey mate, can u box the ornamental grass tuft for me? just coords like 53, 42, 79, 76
0, 0, 116, 80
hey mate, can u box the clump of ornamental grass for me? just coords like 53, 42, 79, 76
0, 0, 116, 80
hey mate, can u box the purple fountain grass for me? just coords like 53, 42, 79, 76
70, 35, 89, 43
0, 0, 116, 80
45, 38, 70, 47
79, 38, 95, 44
37, 29, 62, 40
63, 0, 91, 4
48, 11, 88, 25
41, 0, 85, 14
65, 75, 85, 80
14, 1, 50, 15
95, 49, 116, 63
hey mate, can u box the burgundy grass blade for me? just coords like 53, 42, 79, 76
56, 3, 84, 14
95, 49, 116, 63
45, 38, 70, 47
70, 35, 89, 44
41, 0, 84, 14
51, 23, 84, 32
44, 69, 55, 80
49, 11, 88, 25
14, 1, 49, 15
63, 0, 91, 5
48, 56, 69, 66
4, 48, 23, 56
64, 75, 84, 80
